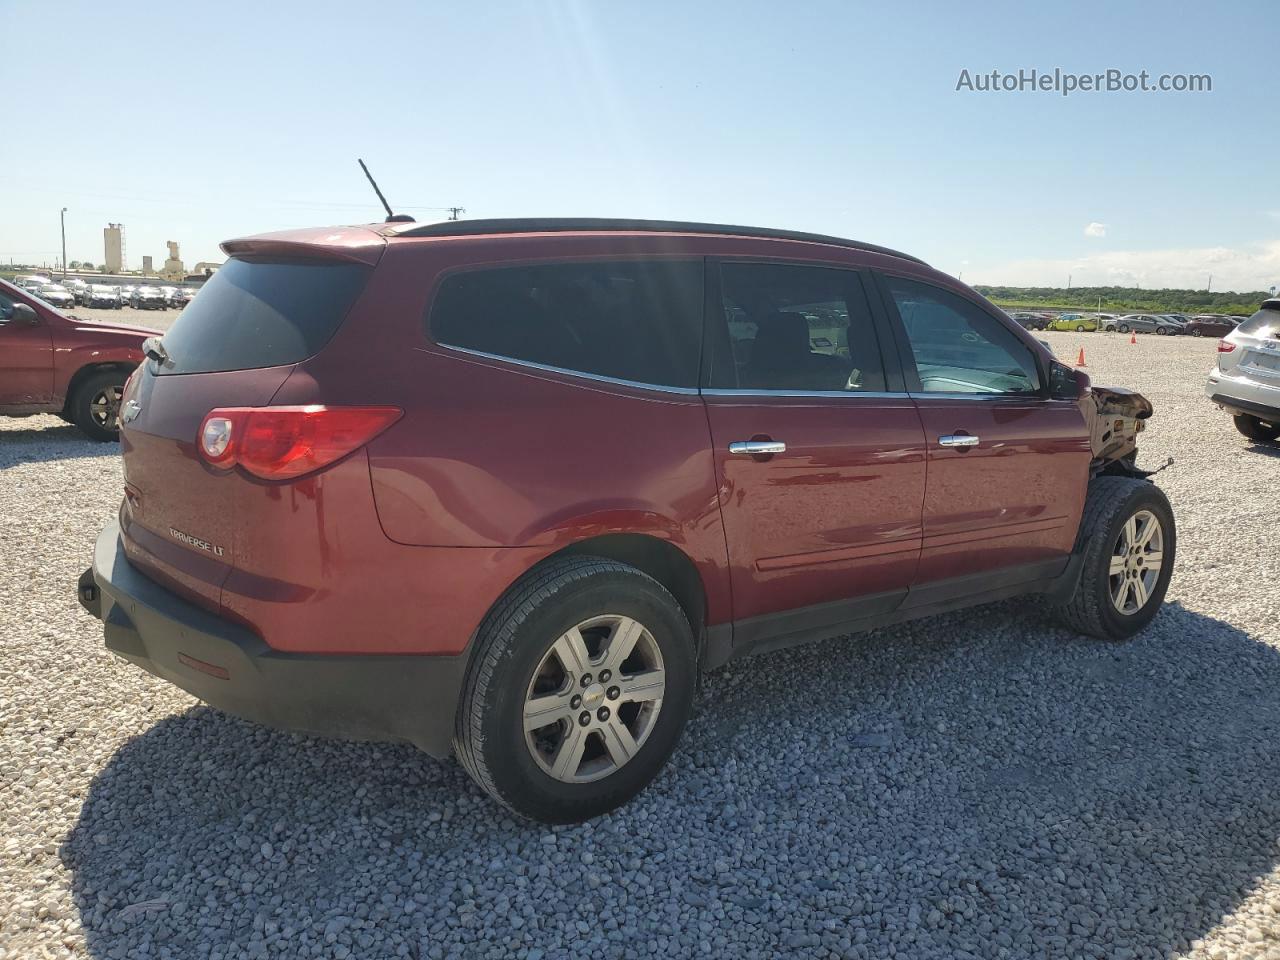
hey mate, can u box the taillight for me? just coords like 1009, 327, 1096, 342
197, 405, 402, 480
1218, 340, 1236, 353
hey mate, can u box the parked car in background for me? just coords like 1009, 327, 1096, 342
157, 285, 178, 304
14, 275, 52, 291
1008, 312, 1047, 330
83, 284, 122, 308
1186, 315, 1239, 338
1106, 315, 1180, 336
170, 286, 198, 307
0, 277, 157, 439
36, 284, 76, 309
1206, 299, 1280, 442
1048, 314, 1098, 332
65, 278, 89, 303
77, 217, 1175, 824
115, 285, 134, 306
130, 286, 169, 310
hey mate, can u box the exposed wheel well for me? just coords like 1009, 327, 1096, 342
553, 534, 708, 641
60, 362, 136, 416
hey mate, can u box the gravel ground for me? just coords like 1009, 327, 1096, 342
3, 330, 1280, 960
69, 305, 179, 333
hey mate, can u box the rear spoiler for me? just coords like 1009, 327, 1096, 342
220, 227, 387, 266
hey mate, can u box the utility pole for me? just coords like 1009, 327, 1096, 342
447, 206, 466, 221
1207, 274, 1212, 292
1067, 274, 1072, 291
60, 208, 68, 279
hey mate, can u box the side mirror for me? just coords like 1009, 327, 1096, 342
1048, 359, 1086, 400
10, 303, 39, 326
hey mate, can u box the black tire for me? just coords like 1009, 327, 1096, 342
1191, 329, 1203, 337
70, 369, 126, 442
455, 555, 697, 823
1156, 326, 1168, 336
1118, 324, 1130, 334
1075, 324, 1086, 332
1234, 414, 1280, 442
1053, 476, 1176, 641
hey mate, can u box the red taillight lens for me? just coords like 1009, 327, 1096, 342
1218, 340, 1236, 353
197, 406, 402, 480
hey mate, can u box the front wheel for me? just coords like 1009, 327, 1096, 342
1156, 326, 1168, 336
70, 369, 126, 441
455, 556, 696, 823
1075, 324, 1086, 332
1234, 414, 1280, 442
1118, 324, 1130, 333
1053, 476, 1175, 641
1191, 329, 1203, 337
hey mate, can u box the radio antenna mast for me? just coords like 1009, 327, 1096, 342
357, 159, 414, 223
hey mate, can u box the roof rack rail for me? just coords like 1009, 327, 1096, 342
386, 218, 927, 265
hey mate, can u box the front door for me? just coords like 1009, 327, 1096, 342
875, 273, 1092, 601
701, 261, 927, 647
0, 290, 54, 410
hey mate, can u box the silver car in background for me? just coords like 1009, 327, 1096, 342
1106, 314, 1181, 335
1206, 299, 1280, 442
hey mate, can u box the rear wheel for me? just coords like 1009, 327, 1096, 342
71, 369, 126, 441
1076, 324, 1086, 332
1234, 414, 1280, 442
1053, 477, 1175, 641
1191, 328, 1203, 337
455, 556, 696, 823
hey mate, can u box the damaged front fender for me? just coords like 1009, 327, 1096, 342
1082, 385, 1153, 471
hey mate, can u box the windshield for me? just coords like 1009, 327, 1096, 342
154, 258, 371, 375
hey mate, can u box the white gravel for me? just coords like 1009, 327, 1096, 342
3, 330, 1280, 960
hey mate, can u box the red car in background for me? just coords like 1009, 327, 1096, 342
1184, 315, 1239, 338
0, 278, 158, 439
78, 218, 1175, 823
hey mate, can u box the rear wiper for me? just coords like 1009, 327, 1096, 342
142, 337, 170, 365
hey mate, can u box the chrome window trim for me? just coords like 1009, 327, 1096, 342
434, 343, 701, 396
701, 388, 908, 399
908, 391, 1045, 401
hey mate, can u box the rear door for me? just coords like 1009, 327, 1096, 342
701, 260, 927, 646
0, 287, 54, 409
119, 257, 374, 609
874, 273, 1091, 602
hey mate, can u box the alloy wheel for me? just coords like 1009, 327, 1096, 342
89, 386, 123, 429
524, 615, 665, 783
1109, 509, 1164, 615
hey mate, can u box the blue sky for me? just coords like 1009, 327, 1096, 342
3, 0, 1277, 291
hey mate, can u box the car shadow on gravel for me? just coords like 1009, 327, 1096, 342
0, 423, 118, 463
65, 600, 1280, 959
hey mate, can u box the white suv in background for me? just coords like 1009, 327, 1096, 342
1206, 299, 1280, 442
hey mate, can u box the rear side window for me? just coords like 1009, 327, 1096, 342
429, 260, 704, 388
713, 262, 886, 392
156, 259, 370, 375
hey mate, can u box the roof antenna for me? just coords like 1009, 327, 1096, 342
357, 159, 415, 223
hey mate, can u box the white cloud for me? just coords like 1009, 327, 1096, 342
973, 241, 1280, 293
1084, 222, 1108, 238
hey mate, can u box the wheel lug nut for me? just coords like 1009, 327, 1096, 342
570, 695, 582, 710
599, 669, 612, 683
580, 673, 593, 687
578, 711, 591, 727
607, 685, 620, 701
597, 707, 610, 722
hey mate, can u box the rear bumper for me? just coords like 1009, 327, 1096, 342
1206, 370, 1280, 421
78, 520, 467, 757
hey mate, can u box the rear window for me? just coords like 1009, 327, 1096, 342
1236, 307, 1280, 338
428, 260, 704, 388
156, 258, 370, 375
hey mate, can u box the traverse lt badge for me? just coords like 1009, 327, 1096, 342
169, 527, 225, 557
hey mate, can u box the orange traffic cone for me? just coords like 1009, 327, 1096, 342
1130, 333, 1137, 345
1075, 348, 1087, 368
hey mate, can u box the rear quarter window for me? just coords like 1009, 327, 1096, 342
156, 258, 370, 375
428, 260, 704, 389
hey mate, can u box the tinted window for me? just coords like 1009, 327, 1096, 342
155, 258, 370, 375
429, 260, 703, 388
884, 276, 1041, 395
1236, 308, 1280, 338
713, 262, 885, 392
0, 291, 13, 321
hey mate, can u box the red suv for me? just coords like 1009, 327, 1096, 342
1, 278, 158, 440
78, 219, 1175, 822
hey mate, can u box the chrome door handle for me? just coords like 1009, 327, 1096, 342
729, 440, 787, 455
938, 434, 980, 448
